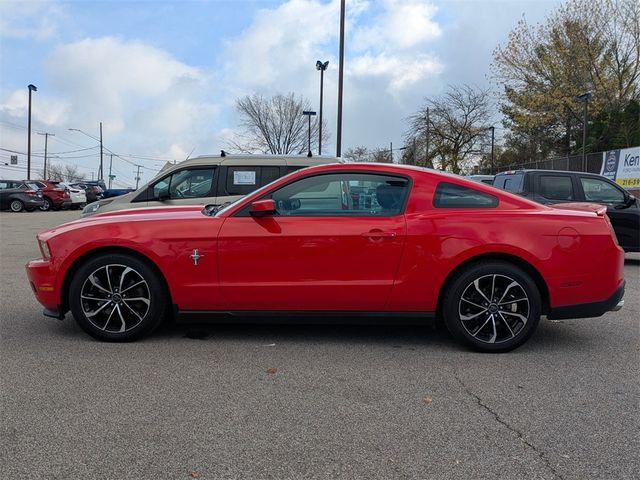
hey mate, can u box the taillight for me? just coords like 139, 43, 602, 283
24, 190, 36, 196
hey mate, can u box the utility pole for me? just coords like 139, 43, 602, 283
336, 0, 345, 157
425, 107, 430, 167
108, 154, 114, 189
99, 121, 104, 180
574, 92, 592, 172
134, 165, 142, 189
489, 126, 495, 173
390, 141, 393, 163
37, 132, 55, 179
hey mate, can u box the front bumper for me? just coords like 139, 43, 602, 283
547, 280, 625, 320
25, 259, 65, 317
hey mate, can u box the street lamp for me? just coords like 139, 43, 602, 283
69, 123, 104, 180
27, 84, 37, 180
302, 110, 317, 157
316, 60, 329, 155
574, 92, 592, 172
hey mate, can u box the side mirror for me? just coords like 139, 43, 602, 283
250, 199, 277, 217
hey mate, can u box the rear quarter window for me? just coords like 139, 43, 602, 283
433, 182, 499, 208
494, 173, 524, 193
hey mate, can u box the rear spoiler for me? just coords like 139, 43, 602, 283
551, 202, 607, 216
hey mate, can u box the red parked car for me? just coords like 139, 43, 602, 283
30, 180, 72, 211
26, 163, 625, 352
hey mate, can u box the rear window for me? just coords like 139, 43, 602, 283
225, 166, 281, 196
494, 173, 524, 193
433, 182, 498, 208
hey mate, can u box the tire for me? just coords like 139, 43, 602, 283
9, 199, 24, 212
39, 197, 53, 211
69, 253, 168, 342
442, 261, 541, 353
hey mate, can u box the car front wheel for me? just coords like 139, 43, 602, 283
69, 253, 168, 341
442, 261, 541, 353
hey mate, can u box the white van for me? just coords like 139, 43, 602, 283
82, 153, 339, 217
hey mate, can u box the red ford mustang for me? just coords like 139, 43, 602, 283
26, 163, 625, 352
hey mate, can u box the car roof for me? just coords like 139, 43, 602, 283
494, 169, 603, 176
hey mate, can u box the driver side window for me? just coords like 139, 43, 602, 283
270, 173, 410, 216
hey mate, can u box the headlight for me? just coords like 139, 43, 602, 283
38, 239, 51, 260
82, 200, 112, 217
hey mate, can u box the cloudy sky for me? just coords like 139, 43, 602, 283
0, 0, 560, 187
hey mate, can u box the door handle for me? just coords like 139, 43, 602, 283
361, 230, 397, 239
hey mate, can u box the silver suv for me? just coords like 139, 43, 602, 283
82, 153, 339, 217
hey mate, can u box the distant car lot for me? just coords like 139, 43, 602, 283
1, 210, 638, 480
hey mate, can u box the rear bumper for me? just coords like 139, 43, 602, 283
547, 280, 625, 320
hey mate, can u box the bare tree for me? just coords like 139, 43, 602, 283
63, 164, 84, 182
40, 163, 85, 182
228, 93, 329, 155
406, 85, 492, 174
343, 146, 392, 163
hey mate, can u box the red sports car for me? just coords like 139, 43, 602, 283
26, 163, 625, 352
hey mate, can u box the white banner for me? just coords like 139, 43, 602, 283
601, 146, 640, 189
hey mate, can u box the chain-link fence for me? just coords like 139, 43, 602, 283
481, 152, 604, 175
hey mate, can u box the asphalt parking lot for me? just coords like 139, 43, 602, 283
1, 210, 638, 480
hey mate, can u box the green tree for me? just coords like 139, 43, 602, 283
492, 0, 639, 156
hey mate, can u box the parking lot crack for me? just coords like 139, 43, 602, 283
454, 370, 564, 480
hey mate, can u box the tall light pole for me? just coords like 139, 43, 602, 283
37, 132, 55, 179
336, 0, 345, 157
316, 60, 329, 155
27, 84, 37, 180
575, 92, 592, 172
302, 110, 317, 157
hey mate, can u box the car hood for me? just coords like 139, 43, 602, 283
38, 205, 208, 241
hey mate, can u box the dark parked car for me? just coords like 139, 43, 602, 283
493, 170, 639, 252
71, 182, 104, 203
0, 180, 44, 212
30, 180, 72, 211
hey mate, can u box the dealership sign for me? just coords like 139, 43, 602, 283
601, 146, 640, 189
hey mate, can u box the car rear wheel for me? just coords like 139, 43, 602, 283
442, 261, 541, 353
69, 253, 168, 341
39, 197, 52, 211
10, 199, 24, 212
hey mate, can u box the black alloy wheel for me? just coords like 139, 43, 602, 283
69, 253, 168, 341
442, 261, 541, 352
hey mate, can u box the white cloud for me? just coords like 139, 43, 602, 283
0, 1, 65, 40
353, 0, 441, 51
220, 0, 444, 152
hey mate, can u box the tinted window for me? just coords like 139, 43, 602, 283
433, 182, 498, 208
0, 182, 9, 189
152, 168, 215, 200
494, 173, 524, 193
580, 177, 625, 204
270, 173, 410, 216
539, 175, 574, 201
